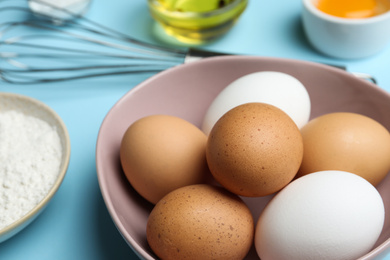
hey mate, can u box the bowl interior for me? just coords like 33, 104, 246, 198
96, 56, 390, 260
0, 92, 70, 242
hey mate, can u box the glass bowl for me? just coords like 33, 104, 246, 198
147, 0, 248, 44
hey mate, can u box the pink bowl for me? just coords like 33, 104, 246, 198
96, 56, 390, 259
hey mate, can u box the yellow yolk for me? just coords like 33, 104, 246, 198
316, 0, 390, 18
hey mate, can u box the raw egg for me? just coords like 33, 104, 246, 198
316, 0, 390, 18
297, 112, 390, 186
206, 102, 303, 197
146, 184, 254, 260
255, 170, 385, 260
120, 114, 208, 204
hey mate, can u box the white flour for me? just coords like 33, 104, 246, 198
0, 110, 62, 230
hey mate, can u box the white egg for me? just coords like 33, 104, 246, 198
255, 170, 385, 260
201, 71, 311, 135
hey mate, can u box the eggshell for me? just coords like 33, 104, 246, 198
120, 114, 208, 204
297, 112, 390, 186
201, 71, 311, 135
206, 102, 303, 197
255, 170, 385, 260
146, 184, 254, 260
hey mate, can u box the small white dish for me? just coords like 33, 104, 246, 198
0, 92, 71, 243
302, 0, 390, 59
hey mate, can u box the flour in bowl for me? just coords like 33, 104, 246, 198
0, 110, 62, 230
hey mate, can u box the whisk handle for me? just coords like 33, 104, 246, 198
184, 49, 377, 84
184, 48, 229, 63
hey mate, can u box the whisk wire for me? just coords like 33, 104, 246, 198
0, 68, 166, 84
1, 41, 183, 62
0, 0, 188, 84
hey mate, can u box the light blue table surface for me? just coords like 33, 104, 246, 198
0, 0, 389, 259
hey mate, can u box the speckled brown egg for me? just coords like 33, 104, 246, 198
297, 112, 390, 186
206, 102, 303, 197
120, 114, 209, 204
146, 184, 254, 260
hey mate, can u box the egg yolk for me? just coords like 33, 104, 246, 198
316, 0, 390, 18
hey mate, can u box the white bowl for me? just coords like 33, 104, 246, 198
0, 92, 70, 243
302, 0, 390, 59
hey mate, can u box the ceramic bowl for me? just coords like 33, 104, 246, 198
96, 55, 390, 259
0, 92, 70, 243
28, 0, 92, 21
147, 0, 248, 44
302, 0, 390, 59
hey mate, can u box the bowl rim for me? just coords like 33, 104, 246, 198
0, 92, 71, 240
302, 0, 390, 25
96, 55, 390, 260
147, 0, 248, 18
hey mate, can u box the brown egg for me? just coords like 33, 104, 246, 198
297, 112, 390, 186
120, 115, 209, 204
206, 102, 304, 197
146, 184, 254, 260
